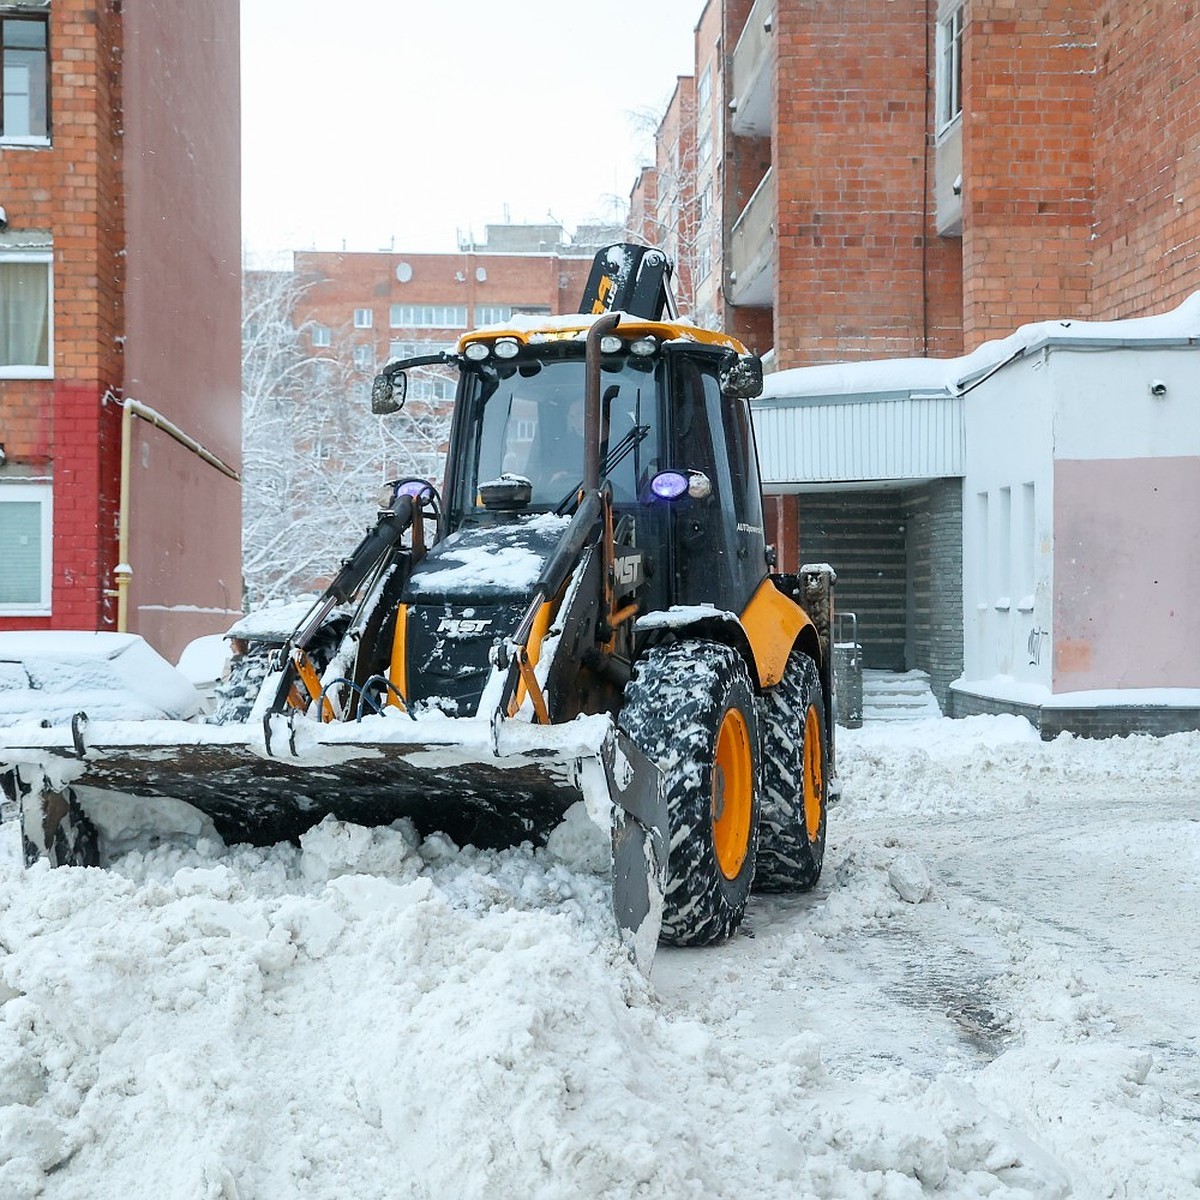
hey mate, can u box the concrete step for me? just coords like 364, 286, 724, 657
861, 670, 942, 721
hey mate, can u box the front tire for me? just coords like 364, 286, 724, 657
619, 641, 761, 947
755, 651, 828, 892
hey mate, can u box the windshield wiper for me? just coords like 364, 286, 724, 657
553, 424, 650, 515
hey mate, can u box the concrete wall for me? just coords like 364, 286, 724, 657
122, 0, 243, 660
1049, 345, 1200, 691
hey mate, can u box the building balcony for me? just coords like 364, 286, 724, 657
728, 168, 775, 308
730, 0, 773, 138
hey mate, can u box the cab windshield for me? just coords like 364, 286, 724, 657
450, 350, 662, 519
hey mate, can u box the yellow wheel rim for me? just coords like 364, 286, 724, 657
712, 707, 753, 879
802, 704, 824, 842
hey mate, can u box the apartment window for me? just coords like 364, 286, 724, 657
1, 13, 49, 142
353, 308, 373, 329
390, 304, 467, 329
407, 376, 456, 401
310, 324, 331, 347
389, 339, 454, 359
474, 305, 512, 326
0, 484, 52, 613
937, 5, 964, 130
697, 63, 712, 116
697, 122, 712, 168
0, 252, 52, 377
353, 343, 374, 370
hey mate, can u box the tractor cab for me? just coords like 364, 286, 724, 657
439, 320, 768, 622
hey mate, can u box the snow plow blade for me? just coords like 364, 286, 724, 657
0, 713, 667, 962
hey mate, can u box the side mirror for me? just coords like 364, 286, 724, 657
371, 371, 407, 415
719, 354, 763, 400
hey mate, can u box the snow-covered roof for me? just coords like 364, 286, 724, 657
760, 291, 1200, 404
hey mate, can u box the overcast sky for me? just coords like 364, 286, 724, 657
240, 1, 702, 264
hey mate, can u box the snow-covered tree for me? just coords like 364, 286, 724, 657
240, 270, 450, 608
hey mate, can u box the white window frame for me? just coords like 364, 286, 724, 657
389, 339, 454, 359
310, 323, 331, 348
0, 482, 53, 614
474, 304, 512, 326
0, 249, 53, 378
0, 10, 51, 147
353, 308, 374, 329
390, 304, 468, 329
936, 4, 964, 133
353, 343, 374, 370
696, 62, 712, 117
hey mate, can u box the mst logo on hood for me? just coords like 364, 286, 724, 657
436, 617, 493, 637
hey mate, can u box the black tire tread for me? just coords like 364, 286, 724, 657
619, 640, 760, 947
755, 651, 828, 892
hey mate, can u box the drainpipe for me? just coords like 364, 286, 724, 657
109, 394, 241, 632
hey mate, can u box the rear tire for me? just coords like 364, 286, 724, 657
619, 641, 760, 946
755, 651, 828, 892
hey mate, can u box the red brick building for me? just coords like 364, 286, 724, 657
0, 0, 241, 662
645, 0, 1199, 368
291, 223, 618, 385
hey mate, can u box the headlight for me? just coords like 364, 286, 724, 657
599, 334, 623, 354
629, 336, 658, 357
464, 341, 490, 362
494, 338, 520, 359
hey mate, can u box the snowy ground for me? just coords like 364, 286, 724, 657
1, 715, 1198, 1198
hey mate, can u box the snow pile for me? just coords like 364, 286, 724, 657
0, 633, 202, 728
1, 716, 1198, 1197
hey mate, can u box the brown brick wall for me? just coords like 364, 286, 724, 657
961, 1, 1097, 345
772, 0, 959, 367
1091, 0, 1200, 318
294, 250, 598, 360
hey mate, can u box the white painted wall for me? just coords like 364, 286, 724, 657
961, 351, 1055, 688
1050, 346, 1200, 460
963, 342, 1200, 694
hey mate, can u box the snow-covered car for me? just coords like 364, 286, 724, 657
0, 631, 203, 728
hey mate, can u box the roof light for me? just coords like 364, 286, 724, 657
599, 334, 623, 354
464, 341, 490, 361
629, 336, 659, 357
494, 338, 520, 359
687, 470, 712, 499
